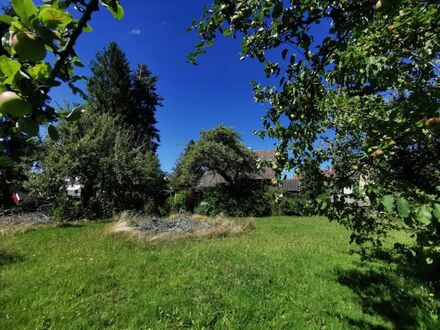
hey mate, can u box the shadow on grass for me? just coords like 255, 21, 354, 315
54, 222, 85, 228
0, 249, 24, 267
337, 264, 439, 329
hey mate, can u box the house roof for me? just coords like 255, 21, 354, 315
197, 150, 276, 188
197, 171, 227, 188
254, 150, 275, 161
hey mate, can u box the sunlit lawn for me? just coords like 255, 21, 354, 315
0, 216, 437, 329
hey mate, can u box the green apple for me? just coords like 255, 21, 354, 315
11, 32, 47, 62
372, 149, 384, 158
375, 0, 392, 11
425, 117, 440, 127
0, 91, 32, 116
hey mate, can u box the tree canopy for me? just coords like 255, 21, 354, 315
171, 125, 258, 189
88, 42, 162, 152
28, 41, 165, 216
28, 110, 163, 216
192, 0, 440, 265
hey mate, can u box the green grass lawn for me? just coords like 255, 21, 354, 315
0, 216, 437, 329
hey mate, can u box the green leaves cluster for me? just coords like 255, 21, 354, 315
27, 110, 164, 217
0, 0, 123, 168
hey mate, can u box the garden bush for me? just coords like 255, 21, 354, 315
165, 190, 198, 214
52, 195, 85, 222
195, 181, 271, 217
265, 186, 311, 216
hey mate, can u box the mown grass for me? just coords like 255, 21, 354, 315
0, 216, 438, 329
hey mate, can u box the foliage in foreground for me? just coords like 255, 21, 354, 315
0, 217, 438, 329
0, 0, 123, 203
192, 0, 440, 268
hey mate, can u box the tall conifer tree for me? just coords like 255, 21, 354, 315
87, 42, 162, 152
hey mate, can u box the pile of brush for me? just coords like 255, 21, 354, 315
109, 211, 255, 242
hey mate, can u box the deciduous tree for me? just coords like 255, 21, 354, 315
191, 1, 440, 266
172, 125, 258, 188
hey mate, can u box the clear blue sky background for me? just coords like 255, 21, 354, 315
2, 1, 320, 172
16, 0, 276, 173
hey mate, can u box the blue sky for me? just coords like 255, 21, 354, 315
2, 1, 333, 173
1, 0, 280, 172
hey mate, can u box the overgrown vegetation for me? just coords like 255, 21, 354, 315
195, 180, 270, 217
170, 125, 258, 188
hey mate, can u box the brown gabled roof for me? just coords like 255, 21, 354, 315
197, 171, 227, 188
254, 150, 275, 161
197, 150, 277, 188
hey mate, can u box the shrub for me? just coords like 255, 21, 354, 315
195, 181, 270, 217
164, 190, 198, 214
52, 195, 84, 222
265, 186, 310, 216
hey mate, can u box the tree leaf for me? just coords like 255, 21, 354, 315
382, 195, 395, 212
11, 0, 38, 26
17, 117, 39, 136
433, 204, 440, 222
48, 124, 59, 141
0, 155, 13, 167
28, 62, 51, 81
0, 56, 21, 84
39, 6, 72, 29
416, 205, 432, 225
396, 197, 410, 218
223, 29, 231, 36
0, 14, 13, 25
100, 0, 124, 21
65, 107, 82, 122
83, 24, 93, 32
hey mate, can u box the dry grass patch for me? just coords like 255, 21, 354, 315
0, 224, 38, 236
108, 211, 255, 243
